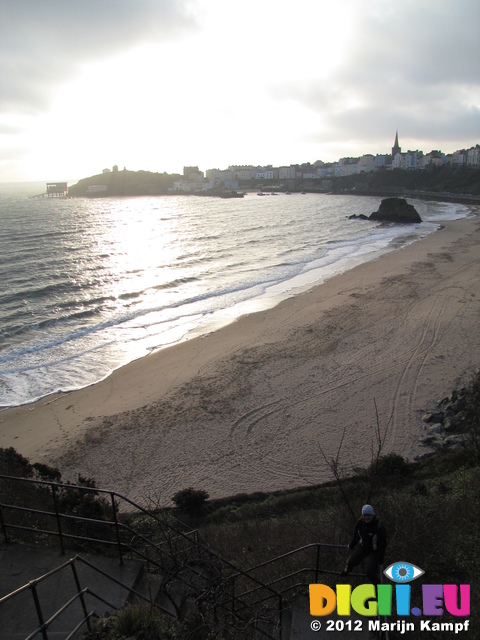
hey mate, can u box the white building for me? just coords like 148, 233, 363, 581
422, 151, 445, 168
87, 184, 108, 194
318, 165, 334, 178
278, 166, 296, 180
451, 150, 468, 165
404, 150, 422, 170
335, 158, 359, 177
183, 166, 204, 182
172, 180, 213, 192
229, 166, 255, 181
374, 155, 389, 169
392, 153, 403, 169
206, 169, 233, 184
357, 154, 375, 173
467, 145, 480, 166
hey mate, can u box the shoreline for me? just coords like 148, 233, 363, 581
0, 196, 450, 412
1, 215, 480, 506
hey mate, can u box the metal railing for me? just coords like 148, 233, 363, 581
0, 554, 174, 640
0, 474, 387, 639
0, 474, 199, 566
0, 475, 287, 638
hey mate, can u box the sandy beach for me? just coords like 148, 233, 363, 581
1, 215, 479, 506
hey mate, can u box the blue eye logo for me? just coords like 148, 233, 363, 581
384, 561, 424, 583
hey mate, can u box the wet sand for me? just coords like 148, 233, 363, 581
1, 216, 479, 506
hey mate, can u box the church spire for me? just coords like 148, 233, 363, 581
392, 130, 401, 157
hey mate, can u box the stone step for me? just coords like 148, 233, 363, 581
127, 567, 164, 606
0, 543, 145, 639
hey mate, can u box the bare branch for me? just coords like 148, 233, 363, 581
366, 398, 388, 503
317, 428, 356, 521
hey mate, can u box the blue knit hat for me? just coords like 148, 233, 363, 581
362, 504, 375, 515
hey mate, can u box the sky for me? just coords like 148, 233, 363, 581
1, 0, 479, 183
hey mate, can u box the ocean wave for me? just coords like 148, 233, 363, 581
0, 193, 471, 406
152, 276, 201, 291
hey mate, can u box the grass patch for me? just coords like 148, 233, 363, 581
3, 371, 480, 639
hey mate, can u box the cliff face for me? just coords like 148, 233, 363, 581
369, 198, 422, 223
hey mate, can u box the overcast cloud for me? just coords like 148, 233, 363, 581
0, 0, 194, 114
0, 0, 478, 182
270, 0, 480, 151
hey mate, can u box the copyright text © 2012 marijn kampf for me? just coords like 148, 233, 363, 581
309, 619, 470, 634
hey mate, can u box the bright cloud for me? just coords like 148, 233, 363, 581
0, 0, 478, 182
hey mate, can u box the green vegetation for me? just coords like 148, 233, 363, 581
80, 441, 479, 639
83, 604, 182, 640
0, 450, 115, 549
2, 371, 480, 639
82, 603, 224, 640
171, 487, 210, 516
333, 165, 480, 195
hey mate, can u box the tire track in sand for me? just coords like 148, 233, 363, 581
385, 294, 446, 450
230, 399, 285, 435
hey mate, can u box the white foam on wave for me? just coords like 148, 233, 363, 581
0, 194, 473, 407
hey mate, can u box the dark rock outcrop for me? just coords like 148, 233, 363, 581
369, 198, 422, 223
415, 386, 472, 460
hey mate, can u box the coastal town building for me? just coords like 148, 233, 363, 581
172, 166, 214, 192
467, 145, 480, 166
278, 166, 296, 180
183, 166, 204, 182
393, 150, 424, 170
357, 154, 376, 173
172, 179, 213, 192
173, 134, 479, 192
374, 154, 391, 169
87, 184, 108, 194
421, 150, 444, 167
46, 182, 68, 197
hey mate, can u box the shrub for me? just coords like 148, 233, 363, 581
369, 452, 412, 478
0, 447, 33, 477
59, 475, 112, 520
32, 462, 62, 482
171, 487, 209, 515
84, 604, 179, 639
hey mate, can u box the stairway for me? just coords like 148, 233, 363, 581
0, 544, 145, 640
0, 475, 365, 640
0, 544, 379, 640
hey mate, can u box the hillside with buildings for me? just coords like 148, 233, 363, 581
67, 134, 480, 198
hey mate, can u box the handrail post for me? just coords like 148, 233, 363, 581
30, 582, 48, 640
110, 492, 123, 565
315, 544, 321, 583
278, 594, 283, 640
71, 560, 92, 633
0, 503, 9, 543
51, 484, 65, 555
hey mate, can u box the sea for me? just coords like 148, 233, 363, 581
0, 182, 472, 408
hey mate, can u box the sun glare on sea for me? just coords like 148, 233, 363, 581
96, 199, 184, 301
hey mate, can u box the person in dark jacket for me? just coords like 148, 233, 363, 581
341, 504, 387, 583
